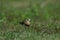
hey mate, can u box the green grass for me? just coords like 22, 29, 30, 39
0, 0, 60, 40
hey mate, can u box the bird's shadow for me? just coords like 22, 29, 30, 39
19, 21, 24, 25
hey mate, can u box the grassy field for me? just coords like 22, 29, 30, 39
0, 0, 60, 40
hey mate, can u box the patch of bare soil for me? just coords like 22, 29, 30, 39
10, 1, 30, 8
40, 0, 57, 8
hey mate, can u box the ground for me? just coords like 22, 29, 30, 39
0, 0, 60, 40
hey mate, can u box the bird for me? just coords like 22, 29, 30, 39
24, 18, 31, 26
20, 18, 31, 26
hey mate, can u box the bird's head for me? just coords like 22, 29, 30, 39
25, 18, 31, 22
